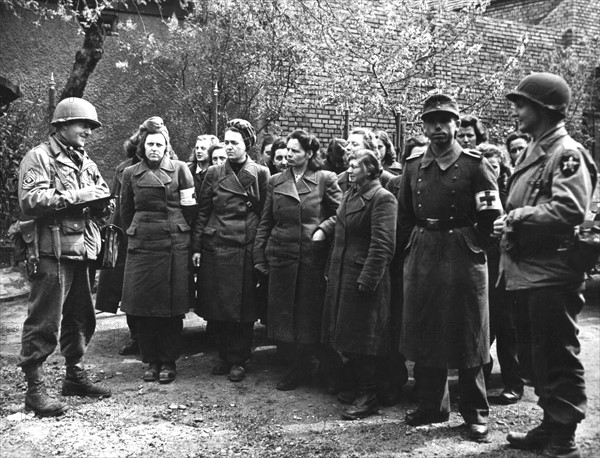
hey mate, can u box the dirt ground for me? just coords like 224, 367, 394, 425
0, 292, 598, 458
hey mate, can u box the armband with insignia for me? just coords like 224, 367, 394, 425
475, 190, 502, 211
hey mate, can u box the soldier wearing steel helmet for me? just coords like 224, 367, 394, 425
17, 97, 112, 417
494, 73, 598, 458
397, 94, 502, 441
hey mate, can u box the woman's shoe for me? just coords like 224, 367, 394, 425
143, 363, 161, 382
159, 363, 177, 384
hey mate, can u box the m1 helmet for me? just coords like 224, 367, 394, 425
506, 73, 571, 116
51, 97, 102, 129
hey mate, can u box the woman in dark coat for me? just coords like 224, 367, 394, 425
323, 150, 397, 420
191, 119, 270, 383
120, 120, 196, 384
254, 129, 342, 391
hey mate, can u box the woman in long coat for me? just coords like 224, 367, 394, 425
120, 120, 196, 384
192, 119, 270, 383
323, 150, 397, 420
254, 129, 342, 391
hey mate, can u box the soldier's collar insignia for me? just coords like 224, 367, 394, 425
560, 154, 580, 177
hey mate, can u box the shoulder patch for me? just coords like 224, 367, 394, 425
462, 149, 482, 159
406, 149, 425, 161
22, 169, 39, 190
559, 153, 580, 177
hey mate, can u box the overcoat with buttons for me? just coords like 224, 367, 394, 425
253, 168, 342, 343
397, 141, 501, 369
322, 179, 397, 356
120, 156, 194, 317
192, 159, 270, 322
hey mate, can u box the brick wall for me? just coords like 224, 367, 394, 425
485, 0, 563, 24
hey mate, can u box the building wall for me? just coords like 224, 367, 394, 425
485, 0, 564, 24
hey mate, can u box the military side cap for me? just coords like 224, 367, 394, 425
420, 94, 460, 120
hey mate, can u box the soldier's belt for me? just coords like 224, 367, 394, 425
416, 218, 472, 231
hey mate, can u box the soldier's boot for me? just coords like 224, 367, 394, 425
544, 423, 580, 458
24, 366, 66, 417
507, 412, 563, 451
62, 365, 112, 398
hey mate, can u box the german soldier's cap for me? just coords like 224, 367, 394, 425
420, 94, 460, 121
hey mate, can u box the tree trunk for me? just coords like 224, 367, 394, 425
59, 21, 106, 100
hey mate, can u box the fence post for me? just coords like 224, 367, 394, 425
48, 73, 56, 129
343, 107, 349, 139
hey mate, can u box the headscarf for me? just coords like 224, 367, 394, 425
226, 118, 256, 149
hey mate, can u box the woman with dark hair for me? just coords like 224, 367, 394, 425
457, 115, 488, 149
323, 149, 397, 420
375, 130, 402, 175
323, 138, 348, 175
254, 129, 342, 391
269, 137, 289, 173
192, 119, 270, 383
505, 132, 530, 166
259, 135, 278, 175
120, 118, 197, 384
95, 118, 156, 356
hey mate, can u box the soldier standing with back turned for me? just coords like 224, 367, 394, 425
17, 97, 112, 417
495, 73, 597, 458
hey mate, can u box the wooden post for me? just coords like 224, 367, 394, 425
394, 110, 401, 150
212, 82, 219, 136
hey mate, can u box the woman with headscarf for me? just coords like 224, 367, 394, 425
254, 129, 342, 391
323, 150, 397, 419
120, 118, 196, 384
192, 119, 271, 383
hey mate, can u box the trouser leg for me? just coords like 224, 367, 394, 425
221, 321, 254, 365
60, 262, 96, 366
157, 315, 184, 364
418, 366, 450, 414
495, 290, 524, 393
136, 316, 160, 364
19, 257, 69, 369
126, 314, 138, 341
525, 286, 587, 425
348, 353, 378, 393
458, 365, 489, 424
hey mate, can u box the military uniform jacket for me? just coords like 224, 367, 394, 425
192, 159, 270, 322
18, 135, 110, 261
253, 168, 341, 343
120, 157, 195, 317
397, 141, 502, 368
500, 124, 597, 290
322, 179, 397, 356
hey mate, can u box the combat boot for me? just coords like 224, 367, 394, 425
544, 423, 580, 458
24, 366, 66, 417
507, 412, 554, 450
62, 365, 112, 398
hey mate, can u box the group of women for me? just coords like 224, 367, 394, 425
96, 116, 405, 420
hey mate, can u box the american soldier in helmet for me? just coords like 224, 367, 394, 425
17, 97, 112, 417
494, 72, 598, 458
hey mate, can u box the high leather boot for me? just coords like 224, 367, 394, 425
341, 391, 378, 420
24, 366, 66, 417
62, 365, 112, 398
507, 412, 555, 450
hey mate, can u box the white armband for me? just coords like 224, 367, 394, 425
475, 190, 502, 211
180, 187, 196, 206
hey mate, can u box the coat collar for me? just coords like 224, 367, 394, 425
272, 169, 318, 201
513, 123, 568, 173
218, 158, 257, 196
48, 135, 90, 171
345, 179, 381, 215
420, 140, 462, 171
131, 157, 174, 187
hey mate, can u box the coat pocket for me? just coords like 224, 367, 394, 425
61, 217, 85, 235
177, 222, 191, 232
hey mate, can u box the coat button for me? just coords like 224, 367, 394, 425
420, 228, 424, 233
417, 203, 422, 208
417, 190, 421, 195
449, 229, 453, 234
452, 177, 457, 181
418, 178, 422, 183
451, 190, 456, 195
